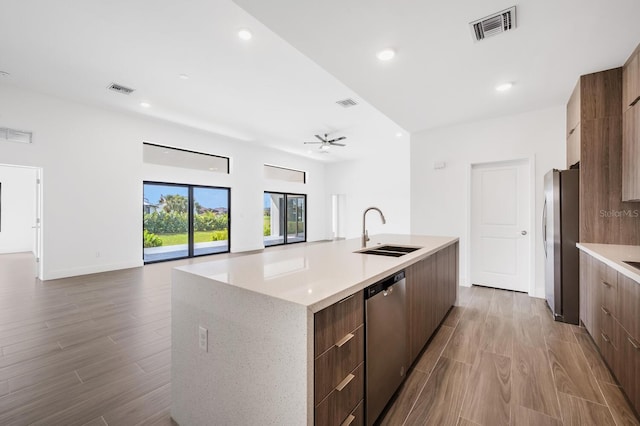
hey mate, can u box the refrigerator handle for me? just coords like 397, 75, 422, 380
542, 198, 548, 258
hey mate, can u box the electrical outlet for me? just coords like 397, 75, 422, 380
95, 251, 100, 258
198, 326, 208, 352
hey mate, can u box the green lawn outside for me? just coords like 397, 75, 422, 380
157, 231, 227, 245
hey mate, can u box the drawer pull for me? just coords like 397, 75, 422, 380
601, 306, 611, 316
335, 373, 355, 392
335, 333, 354, 348
601, 281, 612, 288
628, 337, 640, 350
601, 332, 611, 343
569, 127, 576, 135
341, 414, 356, 426
631, 95, 640, 107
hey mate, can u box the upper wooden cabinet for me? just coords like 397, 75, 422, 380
567, 81, 581, 138
622, 43, 640, 201
623, 48, 640, 112
573, 68, 640, 244
623, 106, 640, 201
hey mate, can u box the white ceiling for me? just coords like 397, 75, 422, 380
0, 0, 405, 162
233, 0, 640, 132
3, 0, 640, 161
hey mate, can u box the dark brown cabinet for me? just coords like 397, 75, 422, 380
314, 242, 459, 425
623, 104, 640, 201
406, 242, 458, 365
580, 250, 640, 414
566, 81, 581, 168
622, 44, 640, 202
314, 293, 364, 425
568, 67, 640, 244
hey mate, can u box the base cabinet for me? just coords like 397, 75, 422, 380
580, 251, 640, 415
406, 242, 458, 365
314, 242, 459, 425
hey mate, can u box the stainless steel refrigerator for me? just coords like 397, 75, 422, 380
543, 169, 580, 324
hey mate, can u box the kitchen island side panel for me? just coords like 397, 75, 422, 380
171, 268, 314, 426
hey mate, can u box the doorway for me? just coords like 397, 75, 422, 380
0, 164, 43, 279
470, 159, 531, 292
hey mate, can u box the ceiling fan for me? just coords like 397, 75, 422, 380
304, 133, 347, 151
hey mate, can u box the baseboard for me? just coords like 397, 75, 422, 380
43, 260, 144, 281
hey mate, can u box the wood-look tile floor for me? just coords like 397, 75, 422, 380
2, 252, 638, 426
381, 285, 640, 426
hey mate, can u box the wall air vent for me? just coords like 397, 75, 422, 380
0, 127, 32, 144
336, 98, 358, 108
470, 6, 516, 42
107, 83, 135, 95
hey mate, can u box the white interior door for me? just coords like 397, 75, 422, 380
33, 169, 43, 278
471, 159, 530, 292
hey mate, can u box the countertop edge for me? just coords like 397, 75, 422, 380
307, 237, 459, 313
174, 235, 459, 314
577, 243, 640, 283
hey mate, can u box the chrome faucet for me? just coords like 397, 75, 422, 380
362, 207, 386, 247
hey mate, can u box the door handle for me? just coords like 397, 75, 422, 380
521, 230, 527, 236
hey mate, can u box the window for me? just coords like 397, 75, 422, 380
143, 182, 230, 263
143, 143, 229, 174
264, 164, 305, 183
263, 192, 306, 247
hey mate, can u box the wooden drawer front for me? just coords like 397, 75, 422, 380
316, 362, 364, 426
340, 400, 364, 426
598, 268, 618, 320
315, 294, 363, 356
620, 330, 640, 410
617, 273, 640, 341
600, 308, 619, 351
315, 325, 364, 402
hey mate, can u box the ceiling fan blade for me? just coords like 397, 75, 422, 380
303, 141, 322, 144
328, 136, 346, 143
330, 142, 346, 147
315, 134, 327, 143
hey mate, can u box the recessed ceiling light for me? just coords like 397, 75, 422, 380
140, 102, 151, 108
238, 29, 252, 40
208, 167, 218, 171
377, 49, 396, 61
396, 132, 403, 138
307, 150, 313, 154
495, 82, 513, 92
178, 74, 190, 80
163, 150, 170, 154
0, 71, 9, 77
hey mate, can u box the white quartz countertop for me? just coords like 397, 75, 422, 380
174, 234, 458, 312
577, 243, 640, 283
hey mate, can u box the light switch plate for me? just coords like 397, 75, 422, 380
198, 326, 208, 352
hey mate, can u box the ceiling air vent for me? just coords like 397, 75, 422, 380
107, 83, 135, 95
0, 127, 32, 144
470, 6, 516, 42
336, 98, 358, 108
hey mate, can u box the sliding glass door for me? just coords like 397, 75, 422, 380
143, 182, 230, 263
263, 192, 306, 247
286, 195, 305, 243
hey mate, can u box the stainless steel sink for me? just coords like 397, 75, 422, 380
357, 245, 422, 257
623, 260, 640, 271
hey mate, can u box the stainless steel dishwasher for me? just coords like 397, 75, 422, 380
365, 270, 407, 425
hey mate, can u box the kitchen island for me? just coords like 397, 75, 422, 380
171, 234, 459, 425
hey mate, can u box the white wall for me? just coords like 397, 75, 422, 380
0, 84, 327, 279
0, 165, 37, 254
410, 106, 566, 297
325, 139, 411, 240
